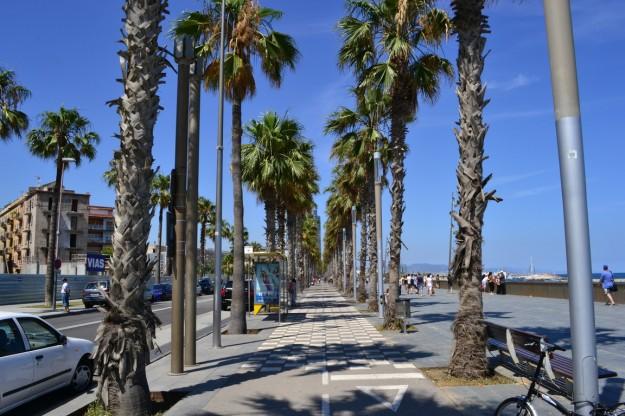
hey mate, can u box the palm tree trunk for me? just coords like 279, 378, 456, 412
448, 0, 494, 379
384, 91, 408, 329
265, 198, 276, 251
156, 205, 163, 284
367, 174, 378, 311
45, 149, 64, 306
286, 211, 295, 282
345, 227, 353, 296
92, 1, 166, 413
229, 96, 247, 334
277, 204, 286, 253
295, 215, 305, 292
358, 200, 368, 302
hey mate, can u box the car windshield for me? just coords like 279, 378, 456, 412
85, 283, 98, 290
152, 284, 163, 290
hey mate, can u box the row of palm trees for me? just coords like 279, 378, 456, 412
323, 0, 500, 381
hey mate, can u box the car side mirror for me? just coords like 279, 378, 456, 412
61, 335, 68, 346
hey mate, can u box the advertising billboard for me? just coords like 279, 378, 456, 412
254, 262, 280, 305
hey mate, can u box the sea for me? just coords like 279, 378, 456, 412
556, 273, 625, 280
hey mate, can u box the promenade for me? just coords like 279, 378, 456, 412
42, 283, 625, 416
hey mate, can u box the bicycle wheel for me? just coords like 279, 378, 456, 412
495, 397, 537, 416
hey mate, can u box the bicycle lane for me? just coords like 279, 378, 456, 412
202, 284, 463, 415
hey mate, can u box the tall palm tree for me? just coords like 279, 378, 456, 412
338, 0, 453, 328
150, 174, 170, 283
448, 0, 501, 379
0, 68, 30, 140
91, 1, 168, 414
198, 196, 215, 272
175, 0, 299, 334
27, 107, 99, 306
326, 87, 390, 305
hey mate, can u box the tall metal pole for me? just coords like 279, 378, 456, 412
171, 36, 193, 374
342, 228, 347, 294
374, 150, 384, 319
184, 55, 202, 367
351, 206, 357, 301
213, 0, 227, 349
543, 2, 597, 414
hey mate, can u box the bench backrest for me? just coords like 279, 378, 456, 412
485, 321, 545, 356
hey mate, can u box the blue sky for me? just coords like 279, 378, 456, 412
1, 0, 624, 273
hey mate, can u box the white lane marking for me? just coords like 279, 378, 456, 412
321, 394, 331, 416
330, 372, 424, 381
56, 302, 210, 331
322, 370, 329, 385
393, 363, 416, 369
357, 385, 408, 413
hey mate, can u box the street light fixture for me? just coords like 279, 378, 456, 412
373, 149, 384, 319
52, 157, 75, 311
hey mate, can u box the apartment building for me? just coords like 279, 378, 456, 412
87, 206, 114, 254
0, 182, 112, 274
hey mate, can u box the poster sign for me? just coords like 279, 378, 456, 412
254, 262, 280, 305
86, 253, 106, 273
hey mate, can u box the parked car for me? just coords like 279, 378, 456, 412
0, 312, 94, 415
151, 283, 172, 302
81, 280, 110, 308
198, 278, 213, 295
196, 283, 202, 296
220, 281, 254, 311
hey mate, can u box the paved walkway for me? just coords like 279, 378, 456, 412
201, 284, 457, 415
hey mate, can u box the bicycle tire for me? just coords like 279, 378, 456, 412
495, 397, 537, 416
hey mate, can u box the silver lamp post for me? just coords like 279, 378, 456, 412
373, 150, 384, 319
52, 157, 75, 311
543, 2, 597, 414
342, 228, 347, 293
351, 206, 357, 301
213, 0, 227, 349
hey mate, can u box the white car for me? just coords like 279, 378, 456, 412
0, 312, 94, 415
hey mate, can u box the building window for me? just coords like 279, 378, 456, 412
71, 216, 78, 230
70, 234, 77, 248
71, 199, 78, 212
48, 197, 53, 210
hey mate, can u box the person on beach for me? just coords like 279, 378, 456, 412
417, 274, 424, 296
426, 274, 434, 296
488, 272, 496, 295
481, 273, 488, 292
600, 265, 617, 306
447, 273, 454, 293
61, 278, 70, 312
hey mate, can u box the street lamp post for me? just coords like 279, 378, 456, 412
52, 157, 75, 311
447, 193, 455, 278
171, 35, 193, 374
373, 150, 384, 319
213, 0, 227, 349
543, 2, 598, 414
351, 206, 357, 301
342, 228, 347, 294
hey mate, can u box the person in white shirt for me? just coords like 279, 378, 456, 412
61, 278, 70, 312
426, 274, 434, 296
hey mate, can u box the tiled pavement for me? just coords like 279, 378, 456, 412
203, 284, 459, 415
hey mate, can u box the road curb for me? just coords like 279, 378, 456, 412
40, 307, 99, 319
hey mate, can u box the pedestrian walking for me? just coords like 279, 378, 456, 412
417, 274, 424, 296
447, 273, 453, 293
288, 278, 297, 307
426, 274, 434, 296
481, 273, 488, 292
61, 278, 70, 312
600, 265, 617, 306
488, 272, 496, 295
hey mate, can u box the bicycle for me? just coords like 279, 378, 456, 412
494, 339, 625, 416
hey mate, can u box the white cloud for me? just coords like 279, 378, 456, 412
509, 184, 560, 199
488, 73, 539, 92
491, 170, 546, 187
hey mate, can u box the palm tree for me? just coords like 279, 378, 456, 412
447, 0, 501, 379
175, 0, 299, 334
151, 174, 170, 283
338, 0, 453, 328
91, 1, 168, 414
26, 107, 99, 306
198, 196, 215, 272
325, 87, 390, 306
1, 68, 30, 140
102, 150, 120, 187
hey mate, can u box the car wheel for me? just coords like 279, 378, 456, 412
83, 302, 92, 309
70, 358, 93, 393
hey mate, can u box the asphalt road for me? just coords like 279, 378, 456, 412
5, 296, 215, 416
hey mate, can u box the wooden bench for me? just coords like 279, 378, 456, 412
486, 321, 617, 399
396, 298, 418, 334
